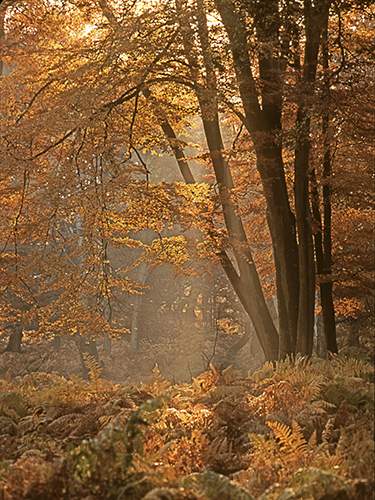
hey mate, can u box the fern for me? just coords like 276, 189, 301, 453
267, 420, 307, 462
83, 354, 103, 386
331, 355, 373, 378
250, 361, 275, 382
322, 417, 336, 444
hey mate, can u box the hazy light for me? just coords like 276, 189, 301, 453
81, 23, 96, 37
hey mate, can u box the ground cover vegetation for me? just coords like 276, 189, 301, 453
0, 354, 374, 499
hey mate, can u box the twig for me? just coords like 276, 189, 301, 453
15, 79, 55, 125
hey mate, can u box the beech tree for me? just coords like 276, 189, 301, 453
0, 0, 373, 360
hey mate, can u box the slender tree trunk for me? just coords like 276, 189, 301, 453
294, 0, 330, 355
143, 86, 196, 184
320, 20, 338, 353
130, 261, 149, 353
5, 325, 23, 353
310, 16, 337, 354
311, 162, 337, 354
174, 0, 279, 359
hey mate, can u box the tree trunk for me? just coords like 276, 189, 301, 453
294, 0, 330, 355
130, 261, 149, 353
214, 0, 299, 355
320, 19, 338, 353
294, 103, 316, 355
5, 325, 23, 353
315, 312, 327, 357
175, 0, 279, 360
311, 166, 337, 354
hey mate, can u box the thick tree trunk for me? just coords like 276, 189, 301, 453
214, 0, 299, 355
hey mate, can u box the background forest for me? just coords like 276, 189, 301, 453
0, 0, 374, 498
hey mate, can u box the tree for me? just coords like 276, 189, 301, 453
1, 0, 372, 361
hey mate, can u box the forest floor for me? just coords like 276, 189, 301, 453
0, 325, 374, 499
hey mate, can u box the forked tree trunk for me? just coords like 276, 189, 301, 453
175, 0, 279, 360
214, 0, 299, 356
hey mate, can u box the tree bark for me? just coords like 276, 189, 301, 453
5, 325, 23, 353
294, 0, 330, 355
214, 0, 299, 356
174, 0, 279, 359
320, 19, 338, 353
294, 102, 316, 355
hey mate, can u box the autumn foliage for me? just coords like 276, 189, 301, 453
0, 0, 374, 498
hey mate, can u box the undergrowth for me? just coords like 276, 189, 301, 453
0, 355, 373, 499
